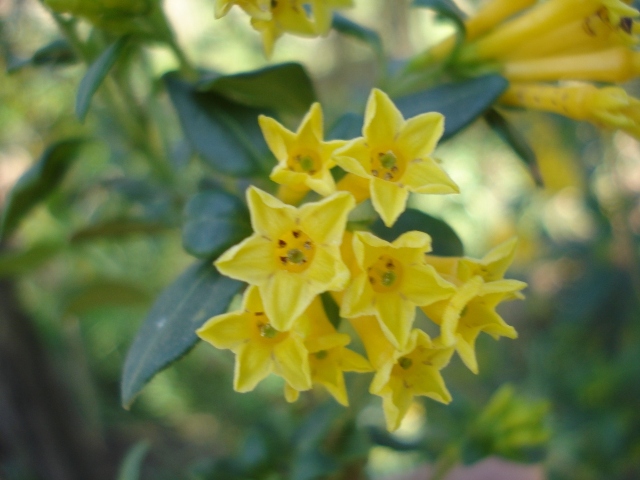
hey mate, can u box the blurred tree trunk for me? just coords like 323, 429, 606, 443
0, 275, 111, 480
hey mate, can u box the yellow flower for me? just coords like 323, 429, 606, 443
215, 187, 354, 331
309, 0, 354, 35
352, 316, 453, 432
334, 89, 458, 227
214, 0, 271, 20
282, 295, 372, 405
500, 83, 640, 139
197, 286, 312, 392
259, 103, 345, 204
340, 231, 455, 349
422, 239, 526, 373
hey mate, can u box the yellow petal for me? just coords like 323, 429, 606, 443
340, 348, 373, 372
336, 172, 370, 203
215, 235, 276, 285
306, 169, 336, 196
411, 368, 451, 403
390, 230, 432, 250
273, 336, 312, 391
247, 186, 296, 238
375, 293, 416, 349
299, 191, 355, 245
334, 139, 371, 178
261, 271, 314, 331
384, 382, 413, 431
340, 273, 376, 318
350, 315, 396, 369
370, 177, 409, 227
284, 382, 300, 402
401, 157, 459, 194
260, 115, 296, 162
197, 311, 251, 350
364, 89, 404, 146
305, 247, 350, 291
296, 102, 323, 144
402, 264, 455, 306
234, 343, 272, 392
396, 112, 444, 160
370, 362, 394, 395
455, 327, 481, 374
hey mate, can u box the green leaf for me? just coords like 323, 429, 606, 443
326, 112, 362, 141
0, 242, 65, 278
413, 0, 467, 21
69, 219, 171, 244
7, 39, 78, 72
121, 261, 243, 408
62, 279, 152, 317
371, 208, 463, 256
197, 63, 316, 116
182, 190, 252, 260
165, 73, 267, 177
332, 13, 383, 58
117, 442, 150, 480
0, 139, 84, 240
76, 37, 129, 121
484, 108, 543, 186
394, 75, 509, 140
320, 292, 341, 330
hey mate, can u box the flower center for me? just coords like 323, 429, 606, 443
370, 148, 405, 182
368, 254, 403, 293
287, 149, 321, 175
252, 311, 284, 342
276, 229, 316, 273
314, 350, 328, 360
398, 357, 413, 370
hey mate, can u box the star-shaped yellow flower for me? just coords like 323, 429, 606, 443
215, 187, 355, 331
197, 286, 312, 392
352, 316, 453, 431
334, 88, 459, 227
309, 0, 355, 35
259, 103, 346, 204
340, 231, 455, 349
214, 0, 271, 19
284, 296, 372, 405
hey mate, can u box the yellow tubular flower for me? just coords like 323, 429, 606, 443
259, 103, 345, 204
352, 316, 453, 432
502, 46, 640, 83
283, 296, 372, 405
214, 0, 271, 19
340, 231, 456, 349
215, 187, 355, 331
336, 173, 371, 203
500, 83, 640, 138
458, 0, 638, 63
310, 0, 355, 35
504, 11, 639, 60
197, 286, 312, 392
334, 89, 458, 227
251, 0, 317, 57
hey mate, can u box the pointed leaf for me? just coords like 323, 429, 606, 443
182, 190, 252, 259
165, 73, 267, 177
76, 37, 129, 121
332, 13, 383, 58
484, 108, 543, 186
327, 112, 363, 141
0, 139, 84, 240
121, 261, 243, 408
198, 63, 316, 116
371, 208, 463, 256
7, 39, 78, 73
394, 75, 509, 140
117, 442, 150, 480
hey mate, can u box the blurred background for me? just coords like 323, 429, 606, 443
1, 0, 640, 479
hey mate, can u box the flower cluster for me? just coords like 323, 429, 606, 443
197, 89, 525, 431
214, 0, 354, 56
416, 0, 640, 138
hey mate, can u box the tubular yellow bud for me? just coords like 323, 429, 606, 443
502, 47, 640, 83
458, 0, 633, 62
500, 82, 640, 139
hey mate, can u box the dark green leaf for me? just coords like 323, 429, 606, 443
198, 63, 316, 116
484, 108, 543, 186
371, 208, 463, 256
0, 139, 84, 240
62, 279, 152, 317
320, 292, 341, 330
121, 261, 243, 408
70, 219, 171, 243
332, 13, 383, 57
7, 39, 78, 72
413, 0, 467, 21
165, 73, 267, 177
0, 242, 65, 278
182, 190, 252, 259
117, 442, 150, 480
326, 112, 363, 141
76, 37, 129, 121
394, 75, 509, 140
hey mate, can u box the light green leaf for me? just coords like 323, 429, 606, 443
182, 190, 252, 260
197, 63, 316, 116
165, 73, 267, 177
76, 37, 129, 121
332, 13, 383, 58
394, 74, 509, 140
371, 208, 463, 256
0, 139, 84, 240
121, 261, 243, 408
0, 242, 65, 278
117, 442, 150, 480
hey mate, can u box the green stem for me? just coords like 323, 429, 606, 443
149, 5, 198, 80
